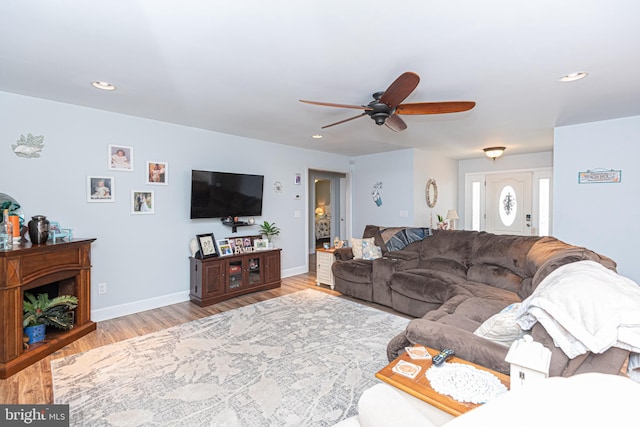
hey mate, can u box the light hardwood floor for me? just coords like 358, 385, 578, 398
0, 272, 342, 404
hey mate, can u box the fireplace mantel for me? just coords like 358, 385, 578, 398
0, 238, 96, 378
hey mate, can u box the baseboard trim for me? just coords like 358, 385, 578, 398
91, 290, 190, 322
92, 268, 310, 322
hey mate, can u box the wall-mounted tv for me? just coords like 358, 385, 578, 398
190, 170, 264, 219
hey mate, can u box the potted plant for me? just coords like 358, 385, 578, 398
258, 221, 281, 247
23, 292, 79, 344
437, 214, 449, 230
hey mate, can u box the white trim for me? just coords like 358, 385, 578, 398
91, 290, 190, 322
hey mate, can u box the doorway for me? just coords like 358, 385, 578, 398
465, 169, 552, 236
308, 170, 347, 253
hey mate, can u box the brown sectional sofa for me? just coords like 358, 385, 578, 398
332, 226, 630, 376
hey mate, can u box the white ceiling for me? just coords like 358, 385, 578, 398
2, 1, 639, 159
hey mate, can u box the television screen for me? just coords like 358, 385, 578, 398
190, 170, 264, 219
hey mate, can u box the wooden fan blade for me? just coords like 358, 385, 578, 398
379, 72, 420, 109
321, 113, 367, 129
300, 100, 372, 110
385, 114, 407, 132
396, 101, 476, 115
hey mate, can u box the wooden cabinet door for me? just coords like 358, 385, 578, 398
202, 261, 225, 298
263, 250, 281, 285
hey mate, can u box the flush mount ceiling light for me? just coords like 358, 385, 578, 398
311, 134, 324, 139
559, 72, 588, 82
484, 146, 506, 160
91, 81, 117, 91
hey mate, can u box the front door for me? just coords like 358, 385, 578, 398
485, 172, 533, 235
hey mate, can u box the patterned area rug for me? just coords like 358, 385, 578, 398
51, 289, 409, 427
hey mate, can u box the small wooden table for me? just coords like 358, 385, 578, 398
315, 247, 336, 289
376, 347, 510, 417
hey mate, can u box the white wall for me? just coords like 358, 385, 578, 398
554, 116, 640, 283
0, 92, 350, 320
413, 148, 458, 228
349, 148, 459, 237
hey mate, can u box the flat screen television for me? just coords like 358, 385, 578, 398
190, 170, 264, 219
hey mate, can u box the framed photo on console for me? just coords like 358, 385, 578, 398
217, 239, 233, 256
197, 233, 218, 258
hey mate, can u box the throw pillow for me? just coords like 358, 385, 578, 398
351, 237, 375, 260
473, 303, 524, 347
362, 240, 383, 260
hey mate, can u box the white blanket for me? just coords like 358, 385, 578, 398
514, 260, 640, 380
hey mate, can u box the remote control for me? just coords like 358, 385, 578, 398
432, 349, 455, 367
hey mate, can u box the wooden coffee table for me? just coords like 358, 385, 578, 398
375, 346, 510, 416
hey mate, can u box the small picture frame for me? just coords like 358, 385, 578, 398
87, 176, 115, 202
217, 239, 233, 256
131, 190, 155, 215
146, 161, 168, 185
254, 238, 268, 250
196, 233, 218, 258
294, 173, 302, 185
108, 145, 134, 171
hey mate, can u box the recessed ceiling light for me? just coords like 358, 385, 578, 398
311, 134, 324, 139
559, 72, 588, 82
91, 81, 117, 91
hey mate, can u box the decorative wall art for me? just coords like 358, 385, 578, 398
372, 181, 383, 207
131, 190, 154, 214
426, 179, 438, 208
146, 161, 168, 185
108, 145, 134, 171
12, 134, 45, 158
578, 168, 622, 184
87, 176, 115, 202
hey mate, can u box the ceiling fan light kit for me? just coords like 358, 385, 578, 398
484, 146, 506, 160
300, 71, 476, 132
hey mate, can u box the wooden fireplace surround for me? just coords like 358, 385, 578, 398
0, 238, 96, 378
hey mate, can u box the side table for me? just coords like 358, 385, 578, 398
376, 346, 510, 417
316, 247, 336, 289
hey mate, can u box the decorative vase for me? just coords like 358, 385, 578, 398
28, 215, 50, 244
24, 324, 46, 344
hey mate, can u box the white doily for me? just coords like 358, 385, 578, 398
425, 363, 507, 404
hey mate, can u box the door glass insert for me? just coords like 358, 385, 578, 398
248, 257, 261, 285
499, 185, 517, 227
228, 260, 242, 290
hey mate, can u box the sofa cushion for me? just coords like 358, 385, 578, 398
390, 269, 466, 304
474, 303, 524, 346
362, 240, 383, 260
416, 258, 468, 279
419, 229, 477, 267
332, 259, 374, 284
468, 233, 540, 292
351, 237, 375, 259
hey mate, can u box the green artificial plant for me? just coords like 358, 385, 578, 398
23, 292, 79, 330
258, 221, 281, 240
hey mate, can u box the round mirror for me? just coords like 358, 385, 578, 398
426, 179, 438, 208
0, 193, 25, 227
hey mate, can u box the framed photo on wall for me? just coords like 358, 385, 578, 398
108, 145, 134, 171
146, 161, 168, 185
87, 176, 115, 202
131, 190, 155, 214
196, 233, 218, 258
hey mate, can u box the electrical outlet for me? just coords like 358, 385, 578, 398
98, 282, 107, 294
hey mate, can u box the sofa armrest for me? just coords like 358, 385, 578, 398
403, 318, 511, 374
334, 247, 354, 261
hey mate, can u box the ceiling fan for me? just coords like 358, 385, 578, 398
300, 71, 475, 132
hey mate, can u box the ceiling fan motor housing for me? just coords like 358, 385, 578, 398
367, 101, 392, 125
